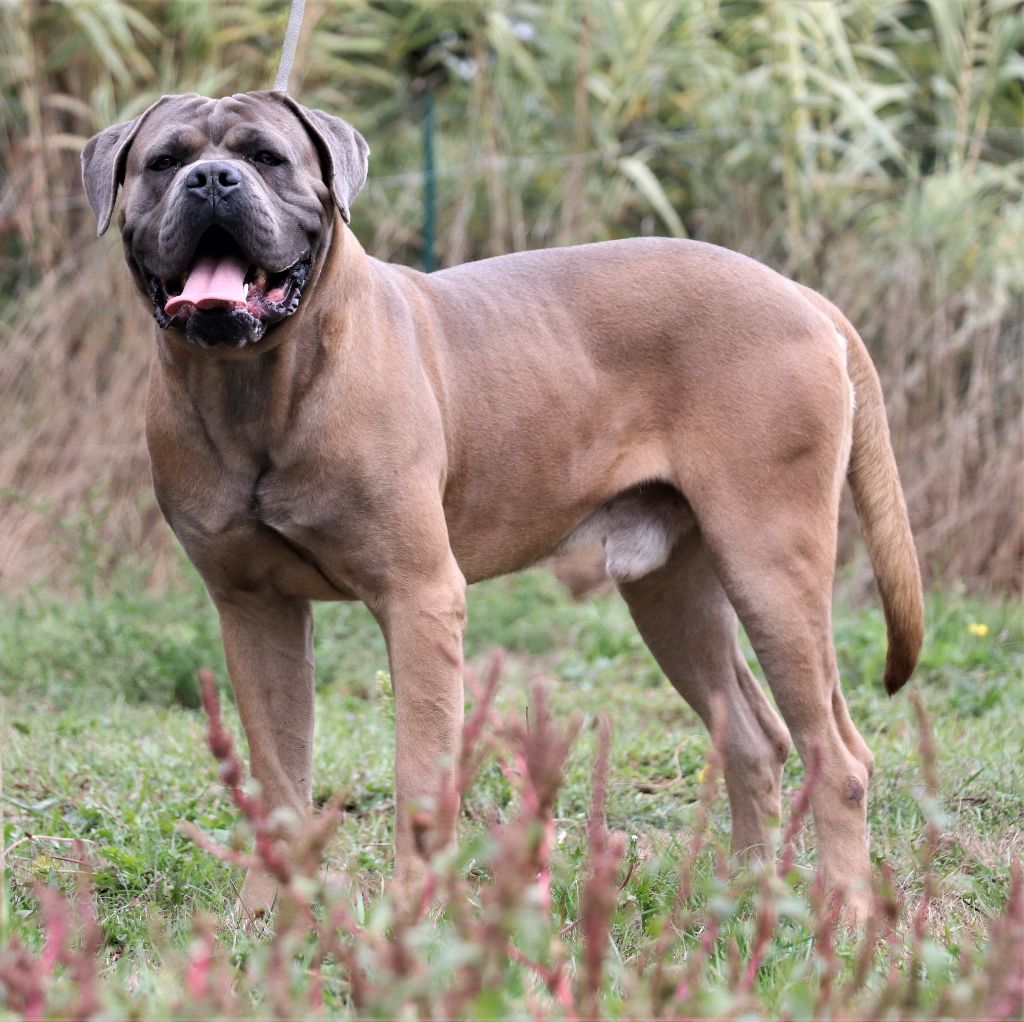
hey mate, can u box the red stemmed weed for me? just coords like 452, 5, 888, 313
1, 659, 1020, 1020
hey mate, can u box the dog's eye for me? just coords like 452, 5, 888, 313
249, 151, 284, 167
148, 155, 177, 172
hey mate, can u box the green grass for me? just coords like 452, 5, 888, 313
1, 556, 1022, 1008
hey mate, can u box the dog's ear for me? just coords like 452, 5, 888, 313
81, 96, 176, 236
276, 95, 369, 223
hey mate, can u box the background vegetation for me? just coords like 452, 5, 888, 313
0, 0, 1021, 591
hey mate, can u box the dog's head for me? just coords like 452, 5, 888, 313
81, 91, 368, 349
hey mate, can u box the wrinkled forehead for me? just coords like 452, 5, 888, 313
131, 92, 317, 165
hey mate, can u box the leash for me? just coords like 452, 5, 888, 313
273, 0, 306, 93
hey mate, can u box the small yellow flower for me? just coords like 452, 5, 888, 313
31, 853, 53, 877
967, 622, 989, 637
697, 765, 708, 784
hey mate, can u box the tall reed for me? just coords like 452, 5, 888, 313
1, 0, 1020, 590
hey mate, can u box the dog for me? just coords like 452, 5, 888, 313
82, 90, 924, 920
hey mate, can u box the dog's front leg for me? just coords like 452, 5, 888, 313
211, 589, 315, 917
375, 557, 467, 891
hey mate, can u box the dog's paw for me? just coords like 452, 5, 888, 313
233, 867, 280, 927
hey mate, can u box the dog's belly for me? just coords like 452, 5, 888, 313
441, 421, 684, 584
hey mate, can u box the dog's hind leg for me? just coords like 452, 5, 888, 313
681, 349, 875, 919
701, 515, 874, 919
619, 530, 792, 860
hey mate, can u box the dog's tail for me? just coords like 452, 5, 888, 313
800, 286, 924, 695
843, 318, 924, 694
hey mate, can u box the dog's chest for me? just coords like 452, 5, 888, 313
250, 462, 337, 540
251, 472, 300, 540
244, 465, 372, 596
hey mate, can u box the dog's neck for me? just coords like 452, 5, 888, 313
151, 221, 371, 459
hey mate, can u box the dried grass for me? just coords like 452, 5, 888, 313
0, 242, 160, 590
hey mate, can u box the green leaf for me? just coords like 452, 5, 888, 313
617, 156, 687, 237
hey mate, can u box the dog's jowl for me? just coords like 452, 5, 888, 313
83, 91, 923, 921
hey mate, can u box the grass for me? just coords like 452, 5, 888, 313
1, 549, 1021, 1015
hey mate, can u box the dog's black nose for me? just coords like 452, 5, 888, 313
185, 161, 242, 200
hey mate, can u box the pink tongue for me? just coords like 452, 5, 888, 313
165, 253, 249, 315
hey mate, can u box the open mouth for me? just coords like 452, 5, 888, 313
145, 226, 312, 346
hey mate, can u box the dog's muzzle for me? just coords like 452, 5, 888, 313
145, 225, 312, 349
